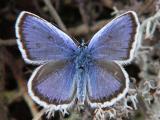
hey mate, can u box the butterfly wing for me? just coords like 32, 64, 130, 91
15, 11, 77, 64
28, 60, 76, 109
87, 60, 129, 108
88, 11, 139, 64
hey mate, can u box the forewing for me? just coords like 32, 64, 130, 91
28, 60, 76, 109
87, 60, 129, 108
88, 11, 139, 64
16, 11, 77, 64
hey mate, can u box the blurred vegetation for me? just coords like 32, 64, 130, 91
0, 0, 160, 120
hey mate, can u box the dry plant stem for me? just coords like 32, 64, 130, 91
68, 19, 110, 36
0, 58, 8, 120
13, 62, 39, 118
0, 101, 8, 120
137, 0, 155, 15
100, 0, 114, 9
2, 91, 22, 104
138, 10, 160, 47
0, 59, 5, 91
137, 95, 151, 119
43, 0, 67, 32
0, 39, 16, 46
112, 0, 156, 16
2, 48, 39, 118
33, 0, 51, 20
79, 8, 89, 28
76, 0, 90, 32
33, 109, 46, 120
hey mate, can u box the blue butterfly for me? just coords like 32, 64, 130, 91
15, 11, 139, 110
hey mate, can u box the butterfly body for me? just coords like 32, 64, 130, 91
15, 11, 139, 111
72, 44, 90, 104
75, 67, 87, 104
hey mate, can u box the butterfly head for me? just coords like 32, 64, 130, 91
79, 39, 87, 48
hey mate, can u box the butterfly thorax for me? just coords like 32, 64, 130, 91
75, 46, 91, 70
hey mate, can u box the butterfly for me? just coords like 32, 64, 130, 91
15, 11, 139, 111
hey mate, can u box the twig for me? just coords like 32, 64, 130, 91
68, 19, 110, 36
13, 60, 39, 118
2, 90, 22, 104
137, 10, 160, 45
1, 48, 39, 118
100, 0, 114, 9
33, 109, 46, 120
0, 100, 8, 120
137, 0, 155, 15
0, 39, 16, 46
76, 0, 90, 26
43, 0, 67, 32
33, 0, 51, 20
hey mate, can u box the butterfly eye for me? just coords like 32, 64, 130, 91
78, 65, 85, 70
78, 39, 88, 48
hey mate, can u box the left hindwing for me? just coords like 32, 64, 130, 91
28, 60, 76, 109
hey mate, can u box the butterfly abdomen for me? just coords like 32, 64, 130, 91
74, 46, 91, 104
75, 69, 87, 104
